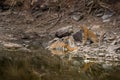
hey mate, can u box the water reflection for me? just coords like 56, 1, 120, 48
0, 49, 120, 80
81, 62, 120, 80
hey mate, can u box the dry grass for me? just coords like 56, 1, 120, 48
0, 58, 40, 80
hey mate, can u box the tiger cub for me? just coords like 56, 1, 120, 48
80, 26, 98, 45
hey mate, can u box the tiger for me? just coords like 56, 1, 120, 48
49, 36, 78, 55
80, 25, 99, 46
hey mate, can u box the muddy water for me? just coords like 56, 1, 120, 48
0, 46, 120, 80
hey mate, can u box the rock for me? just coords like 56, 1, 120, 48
82, 46, 91, 53
111, 40, 118, 45
109, 37, 116, 42
101, 14, 113, 20
116, 47, 120, 54
107, 45, 117, 53
102, 63, 112, 70
72, 30, 82, 42
84, 54, 91, 59
104, 32, 116, 42
107, 37, 120, 54
103, 19, 111, 22
105, 54, 113, 57
92, 25, 101, 30
71, 14, 84, 21
98, 57, 104, 62
105, 58, 113, 61
117, 54, 120, 60
2, 42, 22, 49
84, 60, 90, 63
111, 38, 120, 45
98, 53, 105, 57
99, 45, 107, 49
91, 48, 100, 52
95, 8, 104, 17
96, 13, 104, 17
21, 32, 39, 40
101, 13, 114, 22
55, 25, 73, 38
117, 38, 120, 43
40, 4, 49, 11
76, 42, 81, 46
2, 42, 31, 52
113, 55, 119, 61
72, 60, 81, 66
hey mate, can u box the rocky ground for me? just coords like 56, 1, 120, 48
0, 8, 119, 63
0, 1, 120, 80
47, 25, 120, 63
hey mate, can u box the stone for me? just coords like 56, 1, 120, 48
116, 47, 120, 54
82, 46, 91, 53
101, 12, 114, 22
98, 53, 105, 57
72, 30, 82, 42
76, 42, 81, 46
104, 32, 116, 42
107, 38, 120, 54
101, 14, 113, 20
91, 48, 100, 52
113, 55, 119, 61
110, 40, 117, 45
105, 58, 113, 61
2, 42, 22, 49
102, 63, 112, 70
72, 60, 81, 66
84, 54, 91, 59
112, 38, 120, 45
21, 32, 39, 40
103, 19, 110, 22
98, 57, 104, 62
96, 13, 104, 17
84, 60, 90, 63
92, 25, 101, 30
95, 8, 104, 17
105, 54, 113, 57
55, 25, 73, 38
71, 14, 84, 21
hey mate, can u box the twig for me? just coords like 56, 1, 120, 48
47, 13, 62, 30
88, 1, 94, 14
35, 16, 58, 27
